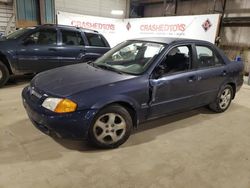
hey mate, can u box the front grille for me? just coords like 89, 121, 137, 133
27, 86, 45, 104
30, 94, 41, 103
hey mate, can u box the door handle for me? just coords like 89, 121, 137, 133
222, 70, 227, 76
155, 79, 166, 86
150, 79, 167, 87
188, 75, 196, 83
48, 48, 57, 52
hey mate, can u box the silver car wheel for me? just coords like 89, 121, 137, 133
219, 88, 232, 110
93, 113, 126, 144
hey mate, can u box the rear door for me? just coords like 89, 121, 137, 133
83, 32, 110, 61
192, 44, 228, 106
17, 28, 59, 72
56, 29, 86, 66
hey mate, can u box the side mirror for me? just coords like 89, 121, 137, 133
153, 64, 165, 79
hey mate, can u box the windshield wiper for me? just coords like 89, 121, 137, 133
87, 61, 99, 68
87, 61, 94, 65
95, 64, 124, 74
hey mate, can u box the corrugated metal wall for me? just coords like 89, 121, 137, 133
134, 0, 250, 73
0, 2, 15, 35
16, 0, 39, 27
44, 0, 55, 23
15, 0, 55, 27
144, 4, 163, 17
55, 0, 127, 18
221, 0, 250, 73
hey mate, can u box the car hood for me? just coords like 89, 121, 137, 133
0, 40, 8, 46
0, 38, 12, 42
0, 39, 15, 49
32, 63, 136, 97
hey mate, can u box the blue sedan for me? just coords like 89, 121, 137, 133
22, 37, 244, 148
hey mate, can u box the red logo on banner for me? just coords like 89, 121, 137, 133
126, 22, 131, 31
202, 19, 212, 32
71, 20, 115, 31
140, 24, 186, 32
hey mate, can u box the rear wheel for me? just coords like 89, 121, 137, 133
0, 61, 10, 88
88, 105, 132, 149
209, 84, 233, 113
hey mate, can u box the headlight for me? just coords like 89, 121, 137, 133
42, 98, 77, 113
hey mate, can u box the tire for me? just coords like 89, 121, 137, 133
209, 84, 233, 113
0, 60, 10, 88
88, 105, 132, 149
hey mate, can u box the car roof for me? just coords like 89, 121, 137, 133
35, 24, 99, 34
130, 37, 213, 45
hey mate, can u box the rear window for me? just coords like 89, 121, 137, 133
196, 45, 223, 68
85, 33, 107, 47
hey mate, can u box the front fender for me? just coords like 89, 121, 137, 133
91, 94, 140, 111
0, 50, 17, 73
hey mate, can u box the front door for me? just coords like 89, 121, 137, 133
17, 28, 59, 72
148, 44, 198, 118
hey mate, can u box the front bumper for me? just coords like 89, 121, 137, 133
22, 86, 97, 139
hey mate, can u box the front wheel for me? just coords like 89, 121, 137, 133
209, 85, 233, 113
88, 105, 132, 149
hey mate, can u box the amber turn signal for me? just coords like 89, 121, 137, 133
54, 99, 77, 113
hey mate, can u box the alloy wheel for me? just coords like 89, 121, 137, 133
219, 88, 232, 110
93, 113, 126, 144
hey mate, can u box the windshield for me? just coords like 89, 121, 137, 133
6, 28, 33, 39
93, 40, 165, 75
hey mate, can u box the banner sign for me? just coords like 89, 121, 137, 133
57, 11, 220, 47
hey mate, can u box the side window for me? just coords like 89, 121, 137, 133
85, 33, 107, 47
196, 45, 223, 68
155, 45, 191, 77
26, 29, 57, 45
61, 30, 84, 46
